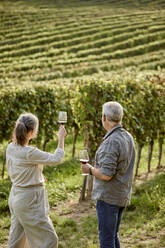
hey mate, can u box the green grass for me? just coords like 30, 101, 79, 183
0, 134, 164, 247
120, 173, 165, 248
47, 173, 165, 248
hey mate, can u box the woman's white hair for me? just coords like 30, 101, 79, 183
102, 101, 123, 123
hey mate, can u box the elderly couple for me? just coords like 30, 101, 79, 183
7, 101, 135, 248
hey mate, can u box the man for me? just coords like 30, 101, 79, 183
81, 101, 135, 248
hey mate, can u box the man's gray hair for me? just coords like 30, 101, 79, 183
102, 101, 123, 123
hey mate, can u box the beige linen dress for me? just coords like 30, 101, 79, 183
6, 143, 64, 248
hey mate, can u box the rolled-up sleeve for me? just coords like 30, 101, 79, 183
99, 140, 119, 177
26, 147, 65, 166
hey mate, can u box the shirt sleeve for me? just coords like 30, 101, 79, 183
99, 140, 119, 177
26, 147, 65, 166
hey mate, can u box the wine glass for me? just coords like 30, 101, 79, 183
79, 149, 89, 176
58, 111, 67, 124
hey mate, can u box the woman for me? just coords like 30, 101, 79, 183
6, 113, 67, 248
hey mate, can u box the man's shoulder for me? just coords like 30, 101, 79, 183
108, 127, 134, 145
122, 128, 134, 142
115, 127, 133, 138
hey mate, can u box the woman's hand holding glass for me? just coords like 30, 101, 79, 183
58, 125, 67, 149
58, 125, 67, 138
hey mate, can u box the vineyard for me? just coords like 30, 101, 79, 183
0, 0, 165, 87
0, 0, 165, 247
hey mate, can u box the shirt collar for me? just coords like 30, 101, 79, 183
103, 124, 122, 141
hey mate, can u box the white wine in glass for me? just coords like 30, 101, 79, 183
58, 111, 67, 124
79, 149, 89, 176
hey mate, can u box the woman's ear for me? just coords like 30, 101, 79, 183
29, 130, 35, 139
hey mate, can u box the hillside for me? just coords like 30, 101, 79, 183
0, 0, 165, 87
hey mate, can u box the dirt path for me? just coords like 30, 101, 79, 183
51, 195, 96, 219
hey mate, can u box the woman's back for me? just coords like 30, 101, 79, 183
7, 142, 64, 188
6, 142, 44, 188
